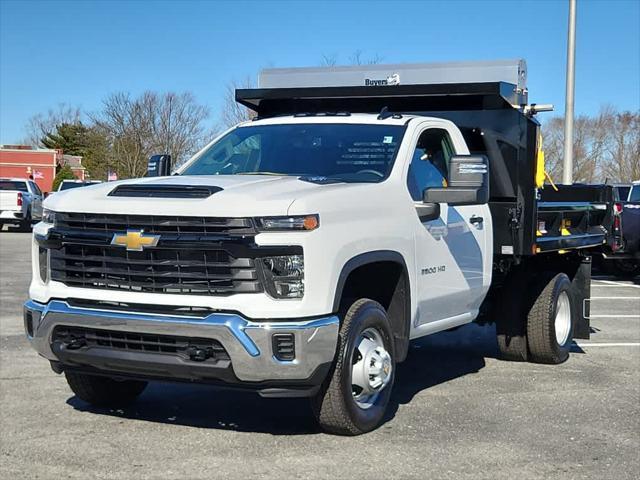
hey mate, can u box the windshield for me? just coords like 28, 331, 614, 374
616, 186, 631, 202
629, 185, 640, 203
181, 123, 406, 183
59, 182, 92, 191
0, 181, 28, 192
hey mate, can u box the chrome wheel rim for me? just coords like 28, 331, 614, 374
351, 327, 392, 409
555, 291, 571, 346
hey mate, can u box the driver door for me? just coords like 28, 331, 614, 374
408, 125, 489, 327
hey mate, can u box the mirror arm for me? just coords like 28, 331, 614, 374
415, 202, 441, 222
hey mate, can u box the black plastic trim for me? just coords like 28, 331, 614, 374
50, 343, 331, 397
237, 82, 522, 117
108, 184, 222, 198
37, 228, 302, 259
332, 250, 411, 361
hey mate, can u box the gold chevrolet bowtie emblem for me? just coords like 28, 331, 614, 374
111, 230, 160, 251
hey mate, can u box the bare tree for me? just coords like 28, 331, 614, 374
542, 107, 640, 183
23, 104, 82, 146
348, 50, 384, 66
93, 91, 210, 178
321, 51, 383, 67
150, 92, 210, 166
220, 77, 256, 130
320, 53, 338, 67
601, 111, 640, 181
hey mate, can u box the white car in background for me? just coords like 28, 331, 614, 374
0, 178, 43, 231
57, 180, 102, 192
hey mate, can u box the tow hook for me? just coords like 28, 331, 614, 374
66, 337, 87, 350
186, 346, 215, 362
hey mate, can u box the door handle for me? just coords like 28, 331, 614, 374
470, 216, 483, 225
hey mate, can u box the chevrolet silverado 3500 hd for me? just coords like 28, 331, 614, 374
24, 61, 612, 435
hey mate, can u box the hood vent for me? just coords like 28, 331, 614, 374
108, 184, 223, 198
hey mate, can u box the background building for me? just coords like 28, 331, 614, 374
0, 145, 85, 192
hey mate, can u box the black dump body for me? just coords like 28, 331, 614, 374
539, 184, 616, 253
237, 82, 614, 262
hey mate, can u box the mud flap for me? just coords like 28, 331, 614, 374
571, 256, 591, 339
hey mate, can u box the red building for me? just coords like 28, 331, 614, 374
0, 145, 86, 193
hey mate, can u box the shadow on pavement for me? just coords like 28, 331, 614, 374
66, 323, 498, 435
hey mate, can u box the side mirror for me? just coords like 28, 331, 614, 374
423, 155, 489, 206
146, 154, 172, 177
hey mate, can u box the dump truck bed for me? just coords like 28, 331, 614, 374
237, 64, 616, 262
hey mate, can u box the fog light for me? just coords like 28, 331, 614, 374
24, 311, 34, 337
261, 255, 304, 298
38, 247, 49, 283
272, 333, 295, 361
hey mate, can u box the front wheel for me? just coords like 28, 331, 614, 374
313, 299, 395, 435
65, 371, 147, 407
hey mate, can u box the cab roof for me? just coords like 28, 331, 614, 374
246, 112, 422, 127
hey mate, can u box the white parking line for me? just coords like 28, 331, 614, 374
574, 342, 640, 347
590, 297, 639, 300
590, 315, 640, 318
592, 280, 640, 289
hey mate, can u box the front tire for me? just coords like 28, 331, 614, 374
313, 299, 395, 435
65, 371, 147, 407
527, 273, 574, 364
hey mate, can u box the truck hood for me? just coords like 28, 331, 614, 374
44, 175, 367, 217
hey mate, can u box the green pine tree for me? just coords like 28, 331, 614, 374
42, 123, 89, 156
41, 123, 111, 181
52, 165, 77, 191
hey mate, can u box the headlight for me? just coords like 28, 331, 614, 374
261, 255, 304, 298
256, 215, 319, 231
42, 208, 57, 225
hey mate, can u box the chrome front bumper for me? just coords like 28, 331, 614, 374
24, 300, 339, 383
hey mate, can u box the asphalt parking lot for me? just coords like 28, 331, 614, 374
1, 230, 638, 480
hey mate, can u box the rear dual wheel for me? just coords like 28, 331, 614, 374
313, 299, 395, 435
526, 273, 573, 364
497, 272, 574, 365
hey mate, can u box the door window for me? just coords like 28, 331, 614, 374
407, 129, 455, 201
29, 181, 42, 196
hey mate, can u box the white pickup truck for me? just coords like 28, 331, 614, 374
0, 178, 43, 231
24, 61, 611, 435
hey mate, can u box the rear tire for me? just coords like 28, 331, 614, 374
495, 269, 529, 362
65, 371, 147, 407
497, 334, 528, 362
611, 260, 640, 278
19, 210, 32, 232
313, 299, 395, 435
526, 273, 574, 364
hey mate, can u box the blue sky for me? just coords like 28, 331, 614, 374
1, 0, 638, 143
